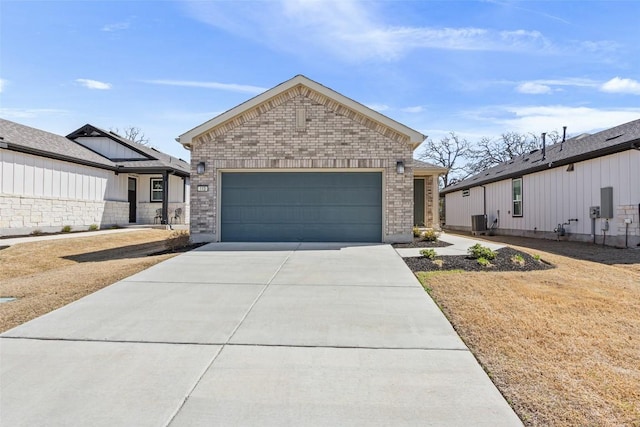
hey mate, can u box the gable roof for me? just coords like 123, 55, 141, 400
178, 74, 426, 150
0, 118, 115, 169
68, 125, 190, 176
441, 118, 640, 194
0, 119, 189, 177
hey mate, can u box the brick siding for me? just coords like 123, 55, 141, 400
189, 87, 414, 243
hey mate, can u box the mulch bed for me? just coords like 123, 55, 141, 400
148, 242, 207, 256
392, 238, 453, 248
404, 246, 555, 272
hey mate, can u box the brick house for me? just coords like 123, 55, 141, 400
178, 75, 446, 243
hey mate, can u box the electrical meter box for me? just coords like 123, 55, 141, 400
589, 206, 600, 219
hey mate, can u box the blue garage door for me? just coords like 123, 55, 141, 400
221, 172, 382, 242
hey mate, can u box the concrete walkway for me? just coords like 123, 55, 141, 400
394, 232, 506, 258
0, 243, 522, 426
0, 227, 156, 247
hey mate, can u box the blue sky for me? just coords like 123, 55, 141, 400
1, 0, 639, 161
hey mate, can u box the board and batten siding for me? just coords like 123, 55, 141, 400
137, 175, 186, 203
445, 149, 640, 243
75, 136, 147, 160
0, 150, 117, 201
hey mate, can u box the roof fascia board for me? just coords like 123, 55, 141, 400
68, 125, 156, 160
178, 75, 426, 147
3, 143, 117, 172
441, 141, 637, 194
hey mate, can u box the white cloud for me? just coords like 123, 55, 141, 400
102, 22, 130, 32
471, 104, 640, 135
516, 82, 553, 94
515, 78, 601, 94
600, 77, 640, 95
144, 79, 267, 94
0, 108, 69, 119
76, 79, 112, 90
401, 106, 424, 113
182, 0, 568, 61
0, 78, 6, 93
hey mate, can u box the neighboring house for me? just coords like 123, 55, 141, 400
0, 119, 190, 236
177, 75, 445, 243
441, 118, 640, 247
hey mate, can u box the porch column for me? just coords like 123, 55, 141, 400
162, 171, 169, 224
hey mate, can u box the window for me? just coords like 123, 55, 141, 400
150, 178, 164, 202
512, 178, 523, 217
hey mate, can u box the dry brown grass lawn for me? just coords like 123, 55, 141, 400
0, 230, 178, 333
417, 238, 640, 427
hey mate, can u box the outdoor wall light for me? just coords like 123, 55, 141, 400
396, 160, 405, 174
196, 162, 206, 174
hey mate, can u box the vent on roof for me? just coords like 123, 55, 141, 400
529, 149, 539, 154
151, 147, 160, 152
605, 133, 624, 141
523, 158, 530, 162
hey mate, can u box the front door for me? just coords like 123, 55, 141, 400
414, 178, 425, 226
128, 177, 137, 223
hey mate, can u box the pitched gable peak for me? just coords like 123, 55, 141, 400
178, 75, 426, 150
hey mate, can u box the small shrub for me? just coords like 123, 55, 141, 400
467, 243, 496, 260
533, 254, 541, 262
412, 227, 421, 237
431, 259, 444, 268
477, 257, 492, 267
165, 230, 191, 251
88, 224, 99, 231
30, 229, 44, 236
420, 248, 437, 259
511, 254, 525, 266
421, 229, 439, 242
61, 225, 72, 233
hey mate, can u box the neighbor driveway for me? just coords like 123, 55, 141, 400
0, 242, 521, 426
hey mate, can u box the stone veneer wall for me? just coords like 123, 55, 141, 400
615, 204, 640, 247
189, 88, 414, 243
0, 195, 129, 236
425, 175, 435, 228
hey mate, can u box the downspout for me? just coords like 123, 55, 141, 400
161, 171, 169, 225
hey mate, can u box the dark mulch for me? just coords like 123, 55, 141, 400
148, 242, 207, 256
393, 238, 452, 248
403, 247, 555, 272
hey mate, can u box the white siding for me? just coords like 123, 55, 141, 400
445, 149, 640, 239
75, 136, 147, 160
0, 150, 121, 202
137, 175, 186, 203
445, 186, 484, 227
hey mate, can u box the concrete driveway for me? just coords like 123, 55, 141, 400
0, 243, 522, 426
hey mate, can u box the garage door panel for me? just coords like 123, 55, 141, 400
221, 172, 382, 242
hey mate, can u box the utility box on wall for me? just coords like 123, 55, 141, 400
600, 187, 614, 219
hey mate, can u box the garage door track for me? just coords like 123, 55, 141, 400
0, 243, 522, 426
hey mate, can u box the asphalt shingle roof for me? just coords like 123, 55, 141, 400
0, 118, 115, 168
441, 118, 640, 194
0, 119, 190, 176
412, 158, 448, 171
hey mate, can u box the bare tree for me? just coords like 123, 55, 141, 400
111, 126, 150, 146
467, 130, 559, 174
418, 132, 471, 188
